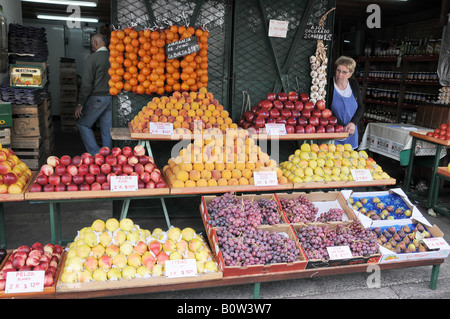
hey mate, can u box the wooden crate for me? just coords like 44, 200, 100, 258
11, 103, 44, 137
10, 137, 46, 170
42, 99, 54, 155
0, 127, 11, 148
60, 73, 78, 86
60, 85, 78, 103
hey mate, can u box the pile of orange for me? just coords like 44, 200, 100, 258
130, 86, 237, 134
108, 26, 209, 96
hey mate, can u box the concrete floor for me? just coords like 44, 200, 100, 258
2, 118, 450, 299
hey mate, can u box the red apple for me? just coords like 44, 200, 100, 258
277, 92, 287, 102
286, 117, 297, 126
335, 125, 344, 133
294, 101, 304, 112
291, 109, 300, 118
297, 116, 308, 126
295, 126, 305, 133
288, 91, 299, 102
276, 116, 287, 124
60, 155, 71, 166
284, 101, 294, 110
280, 108, 292, 119
243, 111, 255, 123
156, 181, 166, 188
273, 100, 284, 110
304, 101, 315, 111
308, 116, 319, 127
299, 93, 309, 103
325, 124, 335, 133
319, 116, 329, 127
305, 124, 316, 133
254, 116, 265, 128
285, 125, 295, 134
315, 100, 326, 110
266, 92, 276, 101
328, 116, 338, 125
321, 108, 332, 118
301, 110, 311, 119
316, 125, 325, 133
146, 181, 156, 189
269, 108, 280, 118
43, 184, 54, 192
260, 100, 273, 109
257, 108, 269, 119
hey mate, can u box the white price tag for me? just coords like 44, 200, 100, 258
350, 169, 373, 182
110, 175, 138, 192
5, 271, 45, 294
265, 123, 287, 135
253, 171, 278, 186
268, 19, 289, 38
326, 246, 353, 260
165, 259, 197, 278
150, 122, 173, 135
423, 237, 450, 250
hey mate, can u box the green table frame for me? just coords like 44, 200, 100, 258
430, 167, 450, 217
403, 133, 449, 209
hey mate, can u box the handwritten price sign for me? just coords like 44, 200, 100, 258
150, 122, 173, 135
165, 259, 197, 278
253, 171, 278, 186
350, 169, 373, 182
265, 123, 287, 135
423, 237, 450, 250
5, 271, 45, 294
110, 175, 138, 192
326, 246, 353, 260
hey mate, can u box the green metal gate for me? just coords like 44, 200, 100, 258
111, 0, 335, 127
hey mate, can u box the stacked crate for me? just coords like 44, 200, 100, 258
60, 60, 78, 132
0, 103, 12, 149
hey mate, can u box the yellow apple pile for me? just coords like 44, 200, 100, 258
280, 143, 391, 183
0, 143, 32, 194
60, 218, 218, 284
130, 87, 237, 134
163, 128, 286, 187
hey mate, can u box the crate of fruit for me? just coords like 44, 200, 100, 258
274, 191, 357, 225
292, 220, 381, 269
341, 188, 423, 226
372, 219, 450, 263
0, 243, 64, 298
200, 193, 307, 277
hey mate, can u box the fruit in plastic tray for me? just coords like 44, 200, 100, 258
349, 193, 411, 220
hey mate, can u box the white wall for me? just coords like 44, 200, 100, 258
0, 0, 23, 84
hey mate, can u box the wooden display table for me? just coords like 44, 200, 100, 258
431, 167, 450, 217
403, 131, 450, 209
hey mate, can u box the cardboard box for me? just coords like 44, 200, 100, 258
292, 221, 381, 269
274, 191, 357, 224
0, 103, 12, 128
10, 62, 47, 88
373, 220, 450, 263
341, 188, 424, 228
200, 194, 307, 277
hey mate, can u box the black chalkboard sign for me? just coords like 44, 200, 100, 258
303, 25, 333, 41
166, 36, 200, 60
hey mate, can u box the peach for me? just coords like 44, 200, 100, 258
40, 164, 54, 176
98, 255, 112, 270
46, 156, 60, 167
133, 145, 146, 156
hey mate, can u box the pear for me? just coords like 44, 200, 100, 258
152, 264, 163, 276
119, 218, 134, 232
181, 227, 196, 241
107, 268, 122, 280
91, 219, 106, 232
105, 218, 120, 232
167, 227, 182, 242
196, 261, 205, 274
121, 265, 136, 279
92, 269, 108, 282
99, 231, 112, 247
82, 231, 98, 247
204, 260, 218, 272
136, 265, 151, 278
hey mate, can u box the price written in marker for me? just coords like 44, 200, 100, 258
149, 122, 173, 135
350, 169, 373, 182
165, 259, 198, 278
110, 175, 138, 192
327, 246, 353, 260
423, 237, 450, 250
5, 271, 45, 294
253, 171, 278, 186
265, 123, 287, 135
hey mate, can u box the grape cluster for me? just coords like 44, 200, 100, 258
295, 221, 379, 260
279, 195, 318, 223
207, 193, 281, 228
317, 208, 344, 222
216, 225, 300, 266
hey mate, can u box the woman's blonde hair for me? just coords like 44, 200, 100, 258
335, 56, 356, 74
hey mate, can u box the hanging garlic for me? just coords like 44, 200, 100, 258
310, 62, 319, 71
310, 70, 318, 78
310, 55, 317, 64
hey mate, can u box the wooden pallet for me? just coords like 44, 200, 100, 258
0, 127, 11, 148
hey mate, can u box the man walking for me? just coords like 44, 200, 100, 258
75, 33, 112, 155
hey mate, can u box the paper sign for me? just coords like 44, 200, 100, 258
265, 123, 287, 135
253, 171, 278, 186
5, 271, 45, 294
268, 20, 289, 38
110, 175, 138, 192
327, 246, 353, 260
165, 259, 197, 278
150, 122, 173, 135
424, 237, 450, 250
350, 169, 373, 182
